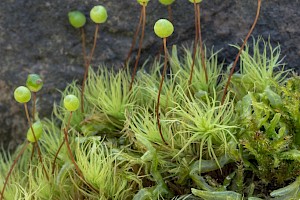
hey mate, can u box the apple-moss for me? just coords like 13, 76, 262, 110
189, 0, 202, 3
154, 19, 174, 38
68, 11, 86, 28
14, 86, 31, 103
137, 0, 150, 6
64, 95, 80, 111
26, 74, 43, 92
27, 121, 43, 142
159, 0, 175, 5
90, 5, 108, 24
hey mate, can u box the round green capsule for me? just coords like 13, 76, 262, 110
189, 0, 202, 3
27, 121, 43, 142
68, 11, 86, 28
137, 0, 150, 6
14, 86, 31, 103
64, 95, 79, 111
90, 5, 108, 24
154, 19, 174, 38
26, 74, 43, 92
159, 0, 175, 5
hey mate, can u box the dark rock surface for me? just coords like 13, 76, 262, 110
0, 0, 299, 150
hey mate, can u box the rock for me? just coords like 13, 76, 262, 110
0, 0, 299, 150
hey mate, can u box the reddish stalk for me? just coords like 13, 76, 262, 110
35, 142, 49, 181
52, 112, 99, 193
80, 27, 88, 113
0, 141, 30, 200
221, 0, 261, 104
155, 5, 173, 59
155, 37, 168, 145
188, 1, 199, 86
197, 3, 208, 84
30, 143, 35, 161
129, 3, 146, 91
32, 92, 36, 121
168, 5, 173, 22
64, 130, 83, 176
24, 103, 49, 180
80, 27, 88, 66
124, 8, 143, 67
87, 24, 100, 65
156, 44, 164, 60
81, 66, 88, 113
81, 24, 100, 113
30, 92, 37, 161
63, 112, 83, 177
51, 139, 65, 175
63, 116, 99, 193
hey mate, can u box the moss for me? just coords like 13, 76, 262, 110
1, 39, 300, 199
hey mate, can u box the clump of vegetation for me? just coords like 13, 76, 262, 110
1, 38, 300, 199
1, 0, 300, 199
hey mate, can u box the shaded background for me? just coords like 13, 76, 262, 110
0, 0, 299, 151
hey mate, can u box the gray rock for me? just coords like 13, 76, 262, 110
0, 0, 299, 150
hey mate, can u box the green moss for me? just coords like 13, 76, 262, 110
2, 39, 300, 199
